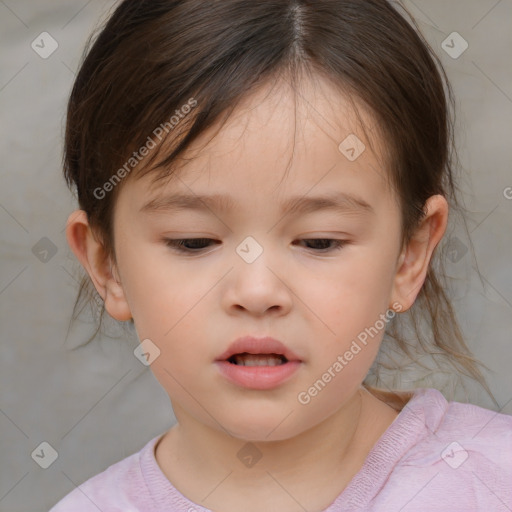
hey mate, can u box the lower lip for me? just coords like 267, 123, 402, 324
215, 360, 301, 390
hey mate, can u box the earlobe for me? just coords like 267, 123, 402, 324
390, 195, 449, 312
65, 210, 132, 322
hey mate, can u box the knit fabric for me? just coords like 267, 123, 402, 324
49, 388, 512, 511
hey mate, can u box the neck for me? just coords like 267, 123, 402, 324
180, 387, 362, 474
155, 387, 399, 511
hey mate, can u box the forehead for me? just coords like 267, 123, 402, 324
121, 73, 392, 211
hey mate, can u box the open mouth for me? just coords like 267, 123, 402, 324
227, 353, 288, 366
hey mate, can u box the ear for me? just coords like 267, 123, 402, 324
65, 210, 132, 322
390, 195, 449, 313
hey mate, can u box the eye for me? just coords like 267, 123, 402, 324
294, 239, 349, 252
163, 237, 349, 254
163, 238, 218, 253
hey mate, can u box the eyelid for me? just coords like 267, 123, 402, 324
162, 237, 350, 254
163, 237, 218, 253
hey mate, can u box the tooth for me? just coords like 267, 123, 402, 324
232, 354, 284, 366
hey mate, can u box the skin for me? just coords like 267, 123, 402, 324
66, 74, 448, 512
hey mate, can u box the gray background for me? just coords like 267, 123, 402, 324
1, 1, 511, 510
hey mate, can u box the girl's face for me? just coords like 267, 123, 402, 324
110, 77, 407, 441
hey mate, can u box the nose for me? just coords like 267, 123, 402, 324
221, 246, 293, 317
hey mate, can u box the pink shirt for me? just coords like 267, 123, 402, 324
49, 387, 512, 511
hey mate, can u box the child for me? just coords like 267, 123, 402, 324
50, 0, 512, 510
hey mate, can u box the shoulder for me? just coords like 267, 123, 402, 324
403, 387, 512, 465
48, 435, 161, 512
387, 388, 512, 509
369, 385, 512, 448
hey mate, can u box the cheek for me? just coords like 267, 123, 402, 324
144, 312, 211, 398
118, 244, 205, 331
301, 252, 396, 355
122, 259, 214, 362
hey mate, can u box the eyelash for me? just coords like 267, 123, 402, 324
163, 238, 349, 254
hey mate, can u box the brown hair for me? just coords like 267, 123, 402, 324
62, 0, 497, 404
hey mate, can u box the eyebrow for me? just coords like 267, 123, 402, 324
139, 191, 375, 217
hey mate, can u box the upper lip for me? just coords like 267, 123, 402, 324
216, 336, 302, 362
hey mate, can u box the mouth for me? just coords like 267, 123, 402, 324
215, 336, 302, 390
226, 353, 288, 367
216, 335, 302, 364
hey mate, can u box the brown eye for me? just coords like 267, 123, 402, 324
163, 238, 218, 253
294, 239, 349, 252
